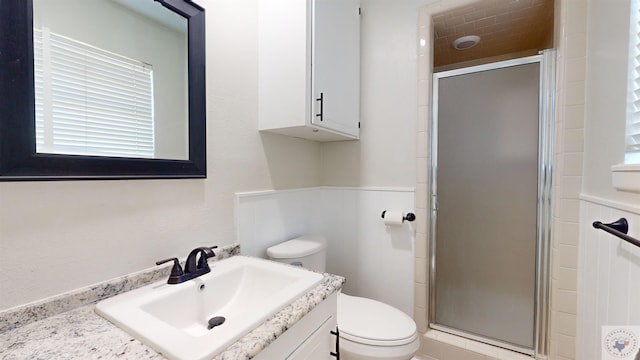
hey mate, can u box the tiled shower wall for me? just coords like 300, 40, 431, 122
415, 0, 586, 358
548, 1, 586, 359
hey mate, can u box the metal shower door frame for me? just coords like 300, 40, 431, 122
428, 50, 556, 358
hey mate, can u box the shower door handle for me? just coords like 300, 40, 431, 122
432, 195, 439, 211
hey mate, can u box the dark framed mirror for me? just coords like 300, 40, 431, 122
0, 0, 206, 180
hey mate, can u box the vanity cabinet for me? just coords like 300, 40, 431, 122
258, 0, 360, 141
254, 292, 338, 359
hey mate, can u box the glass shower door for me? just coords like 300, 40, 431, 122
431, 59, 541, 352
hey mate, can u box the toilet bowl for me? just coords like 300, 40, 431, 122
266, 235, 420, 360
338, 293, 419, 360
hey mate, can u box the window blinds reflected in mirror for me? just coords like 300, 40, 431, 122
33, 27, 155, 158
0, 0, 205, 180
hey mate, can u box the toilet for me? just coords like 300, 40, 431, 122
267, 235, 420, 360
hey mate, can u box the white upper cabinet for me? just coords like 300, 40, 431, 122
258, 0, 360, 141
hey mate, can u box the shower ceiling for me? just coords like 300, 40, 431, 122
432, 0, 554, 68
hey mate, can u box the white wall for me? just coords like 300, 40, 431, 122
236, 188, 324, 259
237, 187, 415, 316
576, 0, 640, 357
0, 0, 322, 311
330, 188, 415, 316
583, 0, 640, 204
321, 0, 437, 187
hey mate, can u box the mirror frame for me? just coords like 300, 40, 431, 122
0, 0, 206, 180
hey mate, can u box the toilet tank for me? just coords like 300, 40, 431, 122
266, 235, 327, 272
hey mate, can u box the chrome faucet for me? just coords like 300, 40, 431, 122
156, 246, 218, 284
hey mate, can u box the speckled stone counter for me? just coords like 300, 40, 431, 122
0, 245, 345, 360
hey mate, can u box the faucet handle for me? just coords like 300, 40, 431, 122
197, 246, 217, 269
156, 257, 184, 284
197, 255, 208, 269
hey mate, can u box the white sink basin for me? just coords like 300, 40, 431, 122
95, 256, 323, 360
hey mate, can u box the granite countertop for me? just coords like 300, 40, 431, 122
0, 245, 345, 360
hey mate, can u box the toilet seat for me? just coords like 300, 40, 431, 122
337, 293, 418, 346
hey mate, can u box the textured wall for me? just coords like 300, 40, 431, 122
0, 0, 322, 311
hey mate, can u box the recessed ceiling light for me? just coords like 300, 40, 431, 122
452, 35, 480, 50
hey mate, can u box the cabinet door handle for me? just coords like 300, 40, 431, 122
330, 327, 340, 359
316, 92, 324, 121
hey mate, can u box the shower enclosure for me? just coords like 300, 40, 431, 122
429, 51, 555, 356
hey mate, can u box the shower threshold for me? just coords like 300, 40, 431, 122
429, 324, 535, 357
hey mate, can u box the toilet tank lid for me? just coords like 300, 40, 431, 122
267, 235, 326, 259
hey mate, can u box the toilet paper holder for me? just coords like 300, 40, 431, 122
381, 210, 416, 222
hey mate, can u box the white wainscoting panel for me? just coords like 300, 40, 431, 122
235, 186, 415, 316
236, 188, 323, 259
577, 195, 640, 359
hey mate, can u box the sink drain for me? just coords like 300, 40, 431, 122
208, 316, 226, 330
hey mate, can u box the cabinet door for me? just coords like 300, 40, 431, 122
286, 316, 336, 360
311, 0, 360, 137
